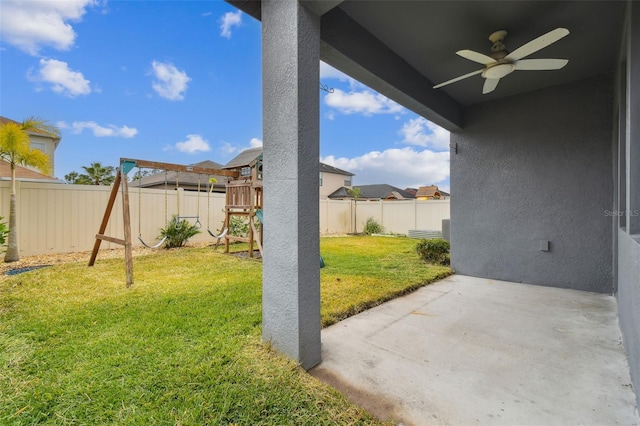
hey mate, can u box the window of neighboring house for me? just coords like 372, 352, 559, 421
319, 172, 323, 186
31, 142, 46, 153
240, 166, 251, 177
344, 177, 352, 186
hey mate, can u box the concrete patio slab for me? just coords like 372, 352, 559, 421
311, 275, 639, 425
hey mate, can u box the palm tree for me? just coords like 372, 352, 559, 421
348, 186, 361, 234
64, 171, 93, 185
82, 162, 115, 185
0, 117, 58, 262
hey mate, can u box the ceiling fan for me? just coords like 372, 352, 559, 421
433, 27, 570, 94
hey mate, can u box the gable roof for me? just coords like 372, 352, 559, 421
416, 185, 442, 198
131, 160, 229, 190
319, 162, 353, 177
224, 147, 263, 170
224, 147, 354, 176
329, 184, 415, 200
0, 160, 62, 183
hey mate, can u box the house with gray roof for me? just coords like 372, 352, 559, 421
328, 184, 415, 201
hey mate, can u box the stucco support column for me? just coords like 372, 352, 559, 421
261, 0, 321, 370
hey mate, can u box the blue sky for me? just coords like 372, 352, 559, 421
0, 0, 450, 191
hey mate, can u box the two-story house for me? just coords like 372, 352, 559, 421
0, 116, 62, 183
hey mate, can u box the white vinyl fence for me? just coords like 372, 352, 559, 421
320, 198, 450, 235
0, 181, 449, 257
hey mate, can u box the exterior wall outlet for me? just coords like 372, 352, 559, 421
539, 240, 550, 252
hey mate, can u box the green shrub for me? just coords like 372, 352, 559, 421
228, 215, 260, 239
159, 215, 200, 248
415, 238, 450, 265
229, 216, 249, 238
363, 217, 383, 235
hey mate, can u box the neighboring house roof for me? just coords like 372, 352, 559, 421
416, 185, 443, 198
130, 160, 229, 191
329, 184, 415, 200
224, 147, 354, 176
224, 147, 264, 170
0, 116, 61, 149
0, 160, 63, 183
319, 162, 354, 176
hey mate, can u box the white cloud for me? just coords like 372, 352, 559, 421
324, 88, 404, 116
150, 61, 191, 101
320, 61, 351, 81
399, 117, 450, 151
61, 121, 138, 138
31, 58, 91, 97
175, 134, 211, 153
220, 141, 238, 155
249, 137, 263, 148
321, 147, 449, 190
220, 11, 242, 39
218, 137, 262, 158
0, 0, 96, 55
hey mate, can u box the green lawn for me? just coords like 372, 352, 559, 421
1, 236, 450, 424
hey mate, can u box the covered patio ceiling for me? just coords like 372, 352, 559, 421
228, 0, 626, 131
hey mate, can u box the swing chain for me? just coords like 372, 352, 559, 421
136, 167, 169, 249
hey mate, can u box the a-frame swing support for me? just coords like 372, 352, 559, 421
88, 158, 238, 287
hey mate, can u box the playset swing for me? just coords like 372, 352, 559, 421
174, 171, 202, 229
206, 176, 228, 245
137, 169, 168, 249
88, 158, 239, 286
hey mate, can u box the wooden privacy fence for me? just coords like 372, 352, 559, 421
0, 180, 450, 257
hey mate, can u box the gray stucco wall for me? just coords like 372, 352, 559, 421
618, 231, 640, 405
617, 0, 640, 408
451, 75, 614, 293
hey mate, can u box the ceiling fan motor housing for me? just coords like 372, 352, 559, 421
482, 63, 515, 79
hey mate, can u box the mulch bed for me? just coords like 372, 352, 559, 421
3, 265, 52, 276
229, 250, 262, 260
0, 247, 156, 279
0, 242, 256, 280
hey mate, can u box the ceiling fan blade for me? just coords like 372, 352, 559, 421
433, 69, 484, 89
456, 50, 497, 65
482, 78, 500, 94
505, 28, 570, 62
514, 58, 568, 70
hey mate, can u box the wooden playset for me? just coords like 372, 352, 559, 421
88, 156, 265, 286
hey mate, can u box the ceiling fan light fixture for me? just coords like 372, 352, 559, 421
432, 27, 570, 94
483, 63, 514, 79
